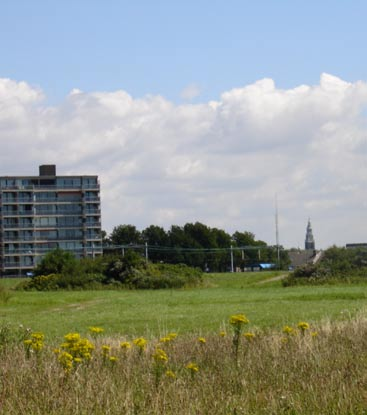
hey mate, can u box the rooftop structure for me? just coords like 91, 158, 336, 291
0, 165, 102, 276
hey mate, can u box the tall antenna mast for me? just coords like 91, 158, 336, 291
275, 194, 280, 268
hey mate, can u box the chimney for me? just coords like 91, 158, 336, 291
39, 165, 56, 176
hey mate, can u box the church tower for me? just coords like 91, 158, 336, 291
305, 219, 315, 250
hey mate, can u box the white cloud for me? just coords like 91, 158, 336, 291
0, 74, 367, 248
180, 83, 201, 100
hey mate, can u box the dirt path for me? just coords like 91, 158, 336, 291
257, 274, 288, 284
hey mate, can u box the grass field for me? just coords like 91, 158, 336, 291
2, 273, 367, 414
1, 271, 367, 339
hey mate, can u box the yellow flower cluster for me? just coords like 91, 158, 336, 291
133, 337, 147, 351
120, 341, 132, 350
197, 337, 206, 344
60, 333, 94, 361
282, 326, 294, 335
23, 332, 45, 354
186, 362, 199, 373
229, 314, 249, 325
57, 351, 73, 372
159, 333, 178, 343
152, 348, 168, 363
165, 370, 176, 379
101, 345, 118, 363
297, 322, 310, 331
101, 345, 111, 357
243, 332, 255, 341
54, 333, 94, 372
88, 326, 104, 335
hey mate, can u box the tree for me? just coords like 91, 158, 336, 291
142, 225, 169, 263
33, 249, 78, 276
110, 225, 142, 245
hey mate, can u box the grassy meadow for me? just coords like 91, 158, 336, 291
2, 272, 367, 413
1, 271, 367, 338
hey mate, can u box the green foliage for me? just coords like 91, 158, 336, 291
106, 222, 290, 272
283, 246, 367, 286
103, 251, 202, 289
0, 284, 12, 304
33, 249, 78, 277
0, 324, 30, 353
21, 249, 202, 291
20, 249, 107, 291
18, 273, 105, 291
110, 224, 142, 245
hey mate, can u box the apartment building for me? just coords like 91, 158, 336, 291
0, 165, 102, 276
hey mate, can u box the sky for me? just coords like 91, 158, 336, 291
0, 0, 367, 249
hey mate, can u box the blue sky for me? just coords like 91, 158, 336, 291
1, 1, 367, 248
1, 1, 366, 103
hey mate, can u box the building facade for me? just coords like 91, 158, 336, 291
304, 218, 315, 251
0, 165, 102, 276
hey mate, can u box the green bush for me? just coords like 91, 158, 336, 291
18, 273, 106, 291
18, 249, 202, 291
103, 252, 203, 289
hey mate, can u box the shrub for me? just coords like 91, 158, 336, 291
19, 273, 106, 291
33, 249, 78, 277
104, 252, 203, 289
18, 250, 202, 291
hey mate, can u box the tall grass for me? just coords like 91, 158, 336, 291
1, 315, 367, 414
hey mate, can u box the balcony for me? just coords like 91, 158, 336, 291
1, 211, 34, 217
1, 198, 33, 204
83, 209, 101, 215
35, 210, 83, 216
34, 197, 83, 203
1, 183, 99, 191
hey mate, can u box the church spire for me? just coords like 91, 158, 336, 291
305, 218, 315, 250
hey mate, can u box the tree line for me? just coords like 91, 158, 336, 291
104, 222, 290, 272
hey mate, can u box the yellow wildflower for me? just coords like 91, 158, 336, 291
120, 341, 132, 350
229, 314, 249, 325
297, 322, 310, 331
31, 341, 44, 352
64, 333, 81, 343
101, 345, 111, 357
109, 356, 118, 363
61, 333, 94, 361
197, 337, 206, 344
186, 362, 199, 372
58, 351, 73, 372
88, 326, 104, 335
282, 326, 294, 335
152, 348, 168, 363
219, 331, 226, 337
159, 336, 171, 343
243, 332, 255, 341
31, 332, 45, 342
133, 337, 147, 350
165, 370, 176, 379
